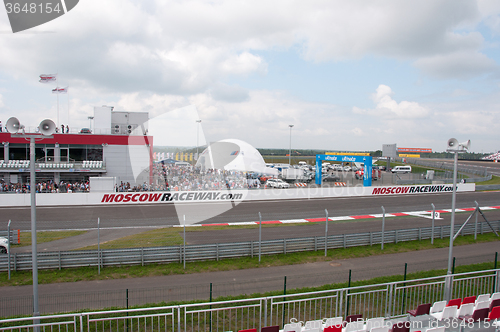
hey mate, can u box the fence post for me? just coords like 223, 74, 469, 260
381, 206, 385, 250
495, 252, 499, 293
264, 297, 268, 327
283, 276, 287, 327
183, 215, 186, 270
325, 209, 328, 256
386, 283, 393, 318
7, 220, 11, 280
403, 263, 407, 314
126, 288, 129, 332
178, 304, 181, 332
431, 203, 435, 244
346, 269, 351, 317
284, 239, 287, 254
98, 217, 100, 275
210, 283, 213, 332
259, 212, 262, 263
474, 201, 479, 240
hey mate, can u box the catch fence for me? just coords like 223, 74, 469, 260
0, 268, 498, 331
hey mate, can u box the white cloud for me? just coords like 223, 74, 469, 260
414, 51, 498, 79
0, 0, 495, 96
353, 85, 429, 119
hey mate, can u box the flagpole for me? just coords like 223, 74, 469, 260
57, 92, 59, 130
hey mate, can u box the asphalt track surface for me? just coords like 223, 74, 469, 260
1, 190, 500, 253
1, 190, 499, 230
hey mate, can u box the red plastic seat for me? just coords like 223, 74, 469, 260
345, 314, 362, 323
407, 303, 431, 317
489, 298, 500, 312
462, 296, 476, 305
261, 326, 279, 332
239, 329, 257, 332
324, 325, 342, 332
447, 298, 461, 309
488, 306, 500, 321
458, 308, 489, 322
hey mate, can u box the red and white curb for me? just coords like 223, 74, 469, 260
173, 206, 500, 228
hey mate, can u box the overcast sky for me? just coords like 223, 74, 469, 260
1, 0, 500, 153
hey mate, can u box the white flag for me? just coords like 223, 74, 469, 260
52, 86, 68, 94
39, 74, 57, 83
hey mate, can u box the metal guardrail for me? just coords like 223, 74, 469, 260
0, 268, 498, 330
400, 158, 490, 177
1, 221, 498, 273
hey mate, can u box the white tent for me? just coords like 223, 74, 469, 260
196, 139, 276, 175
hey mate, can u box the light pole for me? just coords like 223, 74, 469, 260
88, 116, 94, 132
196, 120, 201, 163
6, 117, 55, 330
288, 124, 294, 166
444, 138, 470, 301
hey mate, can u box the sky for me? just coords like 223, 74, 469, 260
1, 0, 500, 153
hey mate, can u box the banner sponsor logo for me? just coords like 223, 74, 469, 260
101, 191, 244, 203
326, 152, 370, 156
399, 154, 420, 158
372, 185, 454, 195
397, 148, 432, 153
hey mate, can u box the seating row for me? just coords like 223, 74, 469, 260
37, 163, 74, 169
408, 292, 500, 324
0, 160, 30, 168
82, 160, 103, 168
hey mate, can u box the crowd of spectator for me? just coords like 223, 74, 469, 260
0, 164, 265, 194
0, 180, 90, 193
152, 163, 261, 191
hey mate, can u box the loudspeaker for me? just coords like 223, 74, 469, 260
39, 119, 56, 135
447, 138, 470, 151
6, 117, 23, 133
447, 138, 458, 149
459, 139, 471, 150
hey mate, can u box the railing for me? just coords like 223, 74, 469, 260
1, 269, 498, 331
1, 220, 498, 273
400, 158, 490, 177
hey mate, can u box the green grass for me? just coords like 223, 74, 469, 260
1, 232, 497, 287
476, 175, 500, 185
16, 230, 87, 247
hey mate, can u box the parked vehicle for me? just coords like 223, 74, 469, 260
391, 165, 412, 174
265, 178, 290, 189
0, 237, 8, 254
80, 128, 92, 134
355, 167, 382, 180
322, 174, 341, 182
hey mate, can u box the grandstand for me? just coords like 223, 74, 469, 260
482, 151, 500, 161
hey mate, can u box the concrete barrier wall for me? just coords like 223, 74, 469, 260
0, 183, 476, 207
